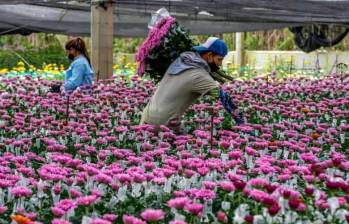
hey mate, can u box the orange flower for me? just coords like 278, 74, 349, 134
311, 132, 321, 139
300, 108, 310, 113
11, 214, 32, 224
268, 140, 277, 146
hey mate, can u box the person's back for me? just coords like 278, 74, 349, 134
141, 66, 217, 128
141, 37, 244, 131
63, 37, 94, 93
64, 55, 94, 92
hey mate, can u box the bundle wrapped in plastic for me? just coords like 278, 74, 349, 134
135, 8, 194, 83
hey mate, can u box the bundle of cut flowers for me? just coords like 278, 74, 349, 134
135, 12, 194, 83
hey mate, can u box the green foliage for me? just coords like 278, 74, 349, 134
244, 34, 260, 50
114, 37, 144, 53
2, 26, 349, 71
0, 45, 69, 69
0, 34, 69, 69
275, 29, 297, 50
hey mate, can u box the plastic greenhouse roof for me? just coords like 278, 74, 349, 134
0, 0, 348, 37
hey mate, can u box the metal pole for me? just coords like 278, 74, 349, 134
236, 32, 245, 73
266, 74, 269, 88
210, 107, 214, 151
65, 95, 70, 125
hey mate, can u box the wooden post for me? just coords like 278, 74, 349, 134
91, 0, 114, 80
235, 32, 245, 73
96, 71, 101, 82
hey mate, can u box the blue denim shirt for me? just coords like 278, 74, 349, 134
64, 55, 94, 92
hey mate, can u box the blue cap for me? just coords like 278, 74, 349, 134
193, 37, 228, 57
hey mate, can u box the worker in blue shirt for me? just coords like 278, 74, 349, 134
64, 37, 94, 93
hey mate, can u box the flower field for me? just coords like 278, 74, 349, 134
0, 73, 349, 224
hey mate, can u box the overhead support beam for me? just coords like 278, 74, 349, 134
235, 32, 245, 71
91, 0, 114, 80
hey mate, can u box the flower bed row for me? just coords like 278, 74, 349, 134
0, 74, 348, 224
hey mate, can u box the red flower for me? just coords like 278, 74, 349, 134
282, 190, 291, 199
326, 181, 340, 189
288, 197, 301, 210
266, 184, 277, 193
268, 203, 280, 216
244, 214, 254, 224
305, 187, 314, 196
217, 211, 228, 223
233, 180, 246, 191
262, 197, 276, 207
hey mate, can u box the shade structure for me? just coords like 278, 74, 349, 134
0, 0, 348, 37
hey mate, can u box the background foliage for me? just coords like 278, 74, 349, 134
1, 29, 349, 69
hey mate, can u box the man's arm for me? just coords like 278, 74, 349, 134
190, 70, 244, 125
208, 87, 244, 125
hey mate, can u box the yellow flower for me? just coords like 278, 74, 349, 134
17, 61, 25, 66
113, 64, 120, 70
17, 66, 26, 72
0, 68, 8, 74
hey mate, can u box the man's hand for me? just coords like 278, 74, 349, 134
231, 109, 245, 125
210, 87, 245, 125
231, 109, 240, 118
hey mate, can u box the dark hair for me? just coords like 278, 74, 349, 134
65, 37, 91, 66
199, 51, 218, 57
